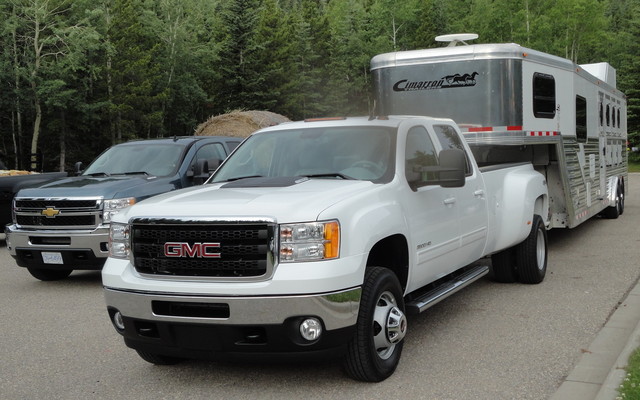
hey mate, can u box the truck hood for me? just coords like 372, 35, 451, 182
15, 175, 164, 199
118, 177, 377, 223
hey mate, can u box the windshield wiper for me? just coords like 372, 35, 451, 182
301, 173, 354, 180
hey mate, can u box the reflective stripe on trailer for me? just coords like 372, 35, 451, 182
459, 126, 560, 136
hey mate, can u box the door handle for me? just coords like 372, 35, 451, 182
474, 190, 485, 198
444, 197, 456, 205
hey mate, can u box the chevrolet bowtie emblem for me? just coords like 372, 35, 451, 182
41, 207, 60, 218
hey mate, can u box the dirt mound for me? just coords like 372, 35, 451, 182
195, 110, 290, 138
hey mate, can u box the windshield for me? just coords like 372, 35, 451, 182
212, 126, 396, 183
83, 143, 185, 177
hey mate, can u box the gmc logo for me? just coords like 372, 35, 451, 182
164, 242, 221, 258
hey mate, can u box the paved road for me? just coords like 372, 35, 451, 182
1, 175, 639, 400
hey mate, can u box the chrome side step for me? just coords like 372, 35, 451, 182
405, 265, 490, 314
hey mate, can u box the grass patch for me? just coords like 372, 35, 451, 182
618, 348, 640, 399
629, 161, 640, 173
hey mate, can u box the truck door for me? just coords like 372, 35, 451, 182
431, 124, 488, 264
402, 125, 461, 289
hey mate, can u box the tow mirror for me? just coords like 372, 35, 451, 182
192, 159, 210, 185
437, 149, 466, 188
74, 161, 84, 175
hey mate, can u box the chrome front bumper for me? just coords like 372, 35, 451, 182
5, 224, 110, 258
104, 286, 361, 331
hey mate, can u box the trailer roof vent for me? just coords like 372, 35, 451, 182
435, 33, 478, 47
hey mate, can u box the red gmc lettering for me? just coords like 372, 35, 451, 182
164, 242, 221, 258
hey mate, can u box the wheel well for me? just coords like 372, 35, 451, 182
366, 234, 409, 291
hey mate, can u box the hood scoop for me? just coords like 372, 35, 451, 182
221, 176, 309, 188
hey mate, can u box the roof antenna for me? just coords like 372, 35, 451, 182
435, 33, 478, 47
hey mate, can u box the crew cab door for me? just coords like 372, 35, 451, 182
431, 124, 488, 264
401, 123, 487, 291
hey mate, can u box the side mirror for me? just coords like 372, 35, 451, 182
411, 149, 466, 189
436, 149, 466, 188
74, 161, 84, 175
191, 159, 210, 185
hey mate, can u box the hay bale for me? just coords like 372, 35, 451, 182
195, 110, 290, 138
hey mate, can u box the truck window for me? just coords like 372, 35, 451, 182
192, 143, 227, 166
576, 96, 587, 142
405, 126, 438, 190
533, 73, 556, 119
212, 127, 396, 183
83, 143, 185, 177
432, 125, 472, 175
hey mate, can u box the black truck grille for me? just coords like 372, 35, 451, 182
132, 223, 274, 278
16, 215, 95, 226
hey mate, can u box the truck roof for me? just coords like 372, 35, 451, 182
115, 136, 240, 146
254, 115, 456, 133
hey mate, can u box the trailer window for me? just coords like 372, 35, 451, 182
606, 104, 611, 126
599, 103, 603, 126
576, 96, 587, 142
617, 108, 621, 128
533, 73, 556, 119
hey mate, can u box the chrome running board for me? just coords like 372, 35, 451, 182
406, 265, 489, 314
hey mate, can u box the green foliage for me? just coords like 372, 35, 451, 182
0, 0, 637, 171
618, 347, 640, 399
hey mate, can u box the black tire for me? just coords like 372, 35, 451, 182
515, 215, 547, 284
344, 267, 407, 382
135, 350, 183, 365
490, 248, 517, 283
602, 182, 624, 219
27, 267, 73, 281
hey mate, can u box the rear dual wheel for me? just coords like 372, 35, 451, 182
490, 214, 547, 284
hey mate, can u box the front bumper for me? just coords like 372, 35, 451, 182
104, 287, 361, 359
5, 224, 109, 270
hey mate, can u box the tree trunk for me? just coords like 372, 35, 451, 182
59, 109, 66, 172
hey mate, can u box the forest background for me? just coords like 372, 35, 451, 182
1, 0, 639, 172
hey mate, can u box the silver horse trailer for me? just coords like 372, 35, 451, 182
371, 37, 627, 229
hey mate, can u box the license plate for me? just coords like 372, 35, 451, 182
42, 252, 63, 264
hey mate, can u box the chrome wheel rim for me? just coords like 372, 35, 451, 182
372, 291, 407, 360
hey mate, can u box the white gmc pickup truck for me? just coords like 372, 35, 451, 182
103, 115, 549, 381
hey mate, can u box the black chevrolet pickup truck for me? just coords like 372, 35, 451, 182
5, 135, 240, 280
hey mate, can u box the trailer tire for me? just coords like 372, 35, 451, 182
516, 215, 547, 284
490, 248, 517, 283
27, 267, 73, 281
602, 183, 624, 219
135, 350, 183, 365
344, 267, 406, 382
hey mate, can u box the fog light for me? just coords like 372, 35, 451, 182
113, 311, 125, 330
299, 318, 322, 341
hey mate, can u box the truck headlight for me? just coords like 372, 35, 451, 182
109, 222, 131, 259
103, 197, 136, 223
279, 220, 340, 262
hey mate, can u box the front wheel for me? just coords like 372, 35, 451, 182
516, 215, 547, 284
343, 267, 407, 382
135, 350, 183, 365
27, 267, 73, 281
